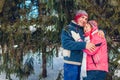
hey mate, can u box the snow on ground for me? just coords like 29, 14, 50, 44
27, 53, 64, 80
114, 70, 120, 77
0, 48, 64, 80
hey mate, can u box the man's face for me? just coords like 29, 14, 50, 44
77, 15, 88, 27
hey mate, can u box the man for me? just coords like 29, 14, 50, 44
61, 10, 95, 80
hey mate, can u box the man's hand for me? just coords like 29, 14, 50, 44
86, 42, 96, 52
98, 30, 105, 38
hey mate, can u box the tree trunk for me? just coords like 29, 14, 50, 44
42, 44, 47, 78
0, 0, 5, 13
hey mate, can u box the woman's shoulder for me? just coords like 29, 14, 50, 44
93, 33, 106, 42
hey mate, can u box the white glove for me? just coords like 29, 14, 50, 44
71, 31, 81, 41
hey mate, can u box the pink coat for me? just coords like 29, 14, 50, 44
84, 32, 108, 72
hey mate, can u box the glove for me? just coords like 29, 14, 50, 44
71, 31, 81, 41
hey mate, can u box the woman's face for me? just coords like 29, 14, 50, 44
84, 23, 92, 33
77, 15, 88, 27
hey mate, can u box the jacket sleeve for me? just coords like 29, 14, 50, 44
83, 44, 101, 55
61, 29, 86, 50
83, 37, 106, 55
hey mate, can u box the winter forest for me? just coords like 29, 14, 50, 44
0, 0, 120, 80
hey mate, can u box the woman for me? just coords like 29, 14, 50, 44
83, 20, 108, 80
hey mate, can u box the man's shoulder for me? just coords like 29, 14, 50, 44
64, 25, 70, 31
63, 24, 74, 32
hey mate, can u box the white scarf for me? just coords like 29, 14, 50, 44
80, 36, 90, 80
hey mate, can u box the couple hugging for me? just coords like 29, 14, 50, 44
61, 10, 108, 80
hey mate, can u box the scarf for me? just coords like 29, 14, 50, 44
80, 36, 90, 80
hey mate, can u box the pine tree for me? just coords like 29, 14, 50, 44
0, 0, 120, 80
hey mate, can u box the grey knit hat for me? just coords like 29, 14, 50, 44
75, 10, 88, 16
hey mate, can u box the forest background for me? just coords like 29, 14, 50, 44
0, 0, 120, 80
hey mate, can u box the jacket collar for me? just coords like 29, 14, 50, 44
70, 20, 83, 29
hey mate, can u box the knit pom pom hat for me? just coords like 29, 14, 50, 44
84, 20, 98, 39
74, 10, 88, 23
88, 20, 98, 32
